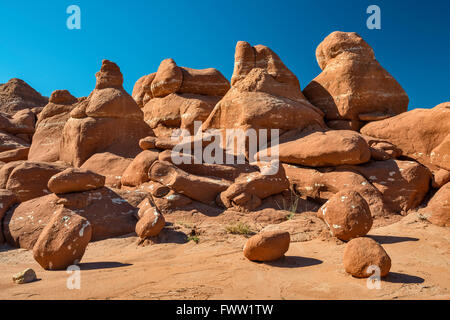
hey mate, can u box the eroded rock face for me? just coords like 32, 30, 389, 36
5, 161, 68, 202
60, 60, 153, 166
343, 237, 391, 278
135, 205, 165, 239
423, 182, 450, 227
350, 159, 431, 214
318, 190, 373, 241
47, 167, 105, 194
361, 102, 450, 170
121, 150, 159, 187
0, 189, 17, 243
149, 160, 230, 205
32, 209, 92, 270
283, 164, 392, 217
260, 130, 371, 167
3, 187, 137, 249
303, 31, 408, 122
243, 230, 290, 262
203, 41, 325, 135
28, 90, 79, 162
0, 78, 48, 116
219, 163, 289, 211
80, 152, 132, 188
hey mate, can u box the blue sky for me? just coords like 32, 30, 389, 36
0, 0, 449, 109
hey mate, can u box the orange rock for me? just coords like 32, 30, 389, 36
60, 60, 153, 166
283, 164, 392, 217
318, 190, 373, 241
351, 159, 431, 214
149, 160, 230, 205
121, 150, 159, 187
0, 78, 47, 116
424, 182, 450, 227
48, 167, 105, 194
135, 206, 165, 239
0, 147, 29, 163
303, 31, 408, 121
6, 161, 68, 202
80, 152, 132, 188
178, 67, 230, 96
3, 187, 138, 249
203, 41, 325, 134
32, 209, 92, 270
243, 230, 290, 262
0, 132, 29, 153
151, 58, 183, 98
28, 90, 78, 162
0, 189, 17, 243
361, 102, 450, 170
343, 237, 391, 278
268, 130, 371, 167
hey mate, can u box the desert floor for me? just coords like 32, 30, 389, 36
0, 211, 449, 300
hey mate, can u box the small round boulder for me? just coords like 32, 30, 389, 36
343, 237, 391, 278
243, 230, 290, 262
135, 207, 165, 238
318, 190, 373, 241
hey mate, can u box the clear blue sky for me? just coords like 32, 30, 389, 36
0, 0, 449, 109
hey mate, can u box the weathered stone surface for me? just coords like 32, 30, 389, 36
422, 182, 450, 227
203, 41, 325, 136
60, 60, 153, 166
283, 164, 392, 217
178, 67, 230, 96
28, 90, 78, 162
80, 152, 132, 188
12, 268, 37, 284
149, 160, 230, 205
343, 237, 391, 278
243, 230, 290, 262
135, 206, 165, 239
318, 190, 373, 241
121, 150, 159, 187
0, 147, 29, 163
33, 209, 92, 270
303, 31, 408, 121
219, 163, 289, 211
0, 131, 29, 152
6, 161, 68, 202
0, 78, 48, 116
3, 187, 138, 249
151, 58, 183, 98
350, 159, 431, 214
48, 167, 105, 194
263, 130, 371, 167
361, 102, 450, 170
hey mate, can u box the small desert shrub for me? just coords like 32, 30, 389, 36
188, 235, 200, 244
276, 189, 300, 214
225, 222, 253, 236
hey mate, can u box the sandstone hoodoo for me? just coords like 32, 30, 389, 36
203, 41, 325, 139
343, 237, 391, 278
0, 30, 448, 299
318, 190, 373, 241
303, 31, 409, 124
243, 230, 290, 262
32, 209, 92, 270
28, 90, 79, 162
133, 58, 229, 137
0, 78, 48, 115
60, 60, 153, 167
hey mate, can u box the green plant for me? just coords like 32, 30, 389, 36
188, 235, 200, 244
276, 189, 300, 214
225, 222, 253, 235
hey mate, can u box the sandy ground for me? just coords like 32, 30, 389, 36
0, 211, 449, 300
